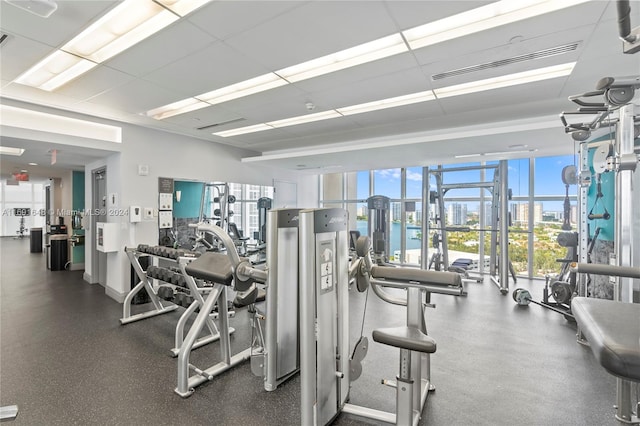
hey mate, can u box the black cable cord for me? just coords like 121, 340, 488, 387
359, 286, 370, 339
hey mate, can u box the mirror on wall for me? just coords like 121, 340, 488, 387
157, 178, 274, 249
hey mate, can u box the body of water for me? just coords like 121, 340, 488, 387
356, 220, 422, 254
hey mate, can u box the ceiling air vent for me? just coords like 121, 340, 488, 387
0, 33, 10, 47
432, 42, 580, 81
196, 118, 245, 131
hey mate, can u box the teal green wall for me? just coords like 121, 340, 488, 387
72, 171, 85, 264
173, 181, 204, 218
72, 171, 84, 211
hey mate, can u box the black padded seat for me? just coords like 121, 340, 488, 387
372, 326, 437, 354
572, 297, 640, 382
371, 266, 462, 287
451, 258, 473, 268
185, 252, 234, 286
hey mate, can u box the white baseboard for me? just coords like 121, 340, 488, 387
83, 272, 98, 284
70, 262, 85, 271
105, 286, 126, 303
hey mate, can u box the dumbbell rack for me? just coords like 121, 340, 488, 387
121, 245, 234, 356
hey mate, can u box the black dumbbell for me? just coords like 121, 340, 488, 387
173, 292, 188, 307
157, 286, 174, 301
146, 266, 158, 279
137, 244, 149, 253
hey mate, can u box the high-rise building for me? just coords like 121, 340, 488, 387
392, 202, 402, 222
511, 202, 543, 224
447, 203, 467, 225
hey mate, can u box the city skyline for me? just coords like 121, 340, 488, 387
356, 155, 578, 213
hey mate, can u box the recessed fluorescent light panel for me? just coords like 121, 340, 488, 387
146, 97, 211, 120
337, 91, 436, 115
214, 62, 575, 138
433, 62, 576, 98
0, 146, 26, 156
198, 73, 288, 106
14, 0, 211, 91
214, 123, 275, 137
149, 0, 589, 119
267, 110, 342, 128
454, 153, 483, 159
276, 34, 408, 83
403, 0, 590, 50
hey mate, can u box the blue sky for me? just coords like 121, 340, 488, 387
356, 155, 577, 212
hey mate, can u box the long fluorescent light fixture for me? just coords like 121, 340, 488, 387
213, 62, 576, 138
0, 146, 25, 156
149, 0, 588, 120
276, 34, 408, 83
455, 148, 538, 159
434, 62, 576, 98
14, 0, 211, 91
148, 35, 408, 119
337, 91, 436, 115
214, 123, 275, 138
147, 73, 289, 120
403, 0, 590, 50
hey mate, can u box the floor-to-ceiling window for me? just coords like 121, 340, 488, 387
320, 154, 578, 277
205, 182, 273, 243
532, 155, 578, 278
0, 181, 45, 237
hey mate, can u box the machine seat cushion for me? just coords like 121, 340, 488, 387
371, 266, 462, 287
452, 258, 473, 266
571, 297, 640, 382
185, 252, 233, 286
372, 326, 437, 354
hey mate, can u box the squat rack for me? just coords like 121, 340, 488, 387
424, 160, 512, 294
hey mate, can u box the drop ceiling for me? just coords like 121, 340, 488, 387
1, 0, 639, 173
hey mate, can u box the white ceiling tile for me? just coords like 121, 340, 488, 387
223, 1, 399, 71
346, 101, 444, 128
0, 1, 117, 48
160, 104, 245, 129
105, 20, 217, 77
386, 1, 494, 31
187, 1, 305, 40
219, 84, 311, 122
300, 66, 430, 109
87, 79, 186, 113
55, 65, 136, 101
0, 34, 54, 81
141, 41, 271, 96
290, 52, 421, 95
437, 79, 566, 116
410, 2, 609, 66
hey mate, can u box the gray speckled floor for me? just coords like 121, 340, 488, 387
0, 237, 629, 425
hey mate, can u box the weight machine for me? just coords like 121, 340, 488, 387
425, 161, 513, 293
299, 207, 465, 425
559, 75, 640, 424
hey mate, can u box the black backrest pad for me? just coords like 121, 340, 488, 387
371, 266, 462, 287
185, 252, 234, 286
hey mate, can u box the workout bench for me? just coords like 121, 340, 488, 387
572, 297, 640, 424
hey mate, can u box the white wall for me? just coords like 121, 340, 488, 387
3, 99, 318, 301
81, 119, 318, 301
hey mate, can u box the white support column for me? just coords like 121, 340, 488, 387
615, 104, 636, 303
